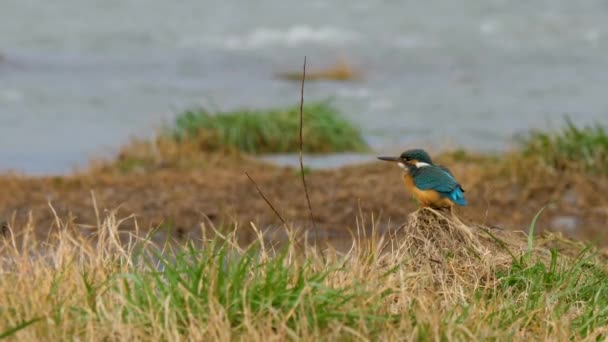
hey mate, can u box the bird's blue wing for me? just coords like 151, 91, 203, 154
438, 165, 454, 177
413, 166, 468, 206
438, 165, 465, 192
412, 166, 459, 193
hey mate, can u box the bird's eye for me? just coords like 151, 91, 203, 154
403, 156, 410, 161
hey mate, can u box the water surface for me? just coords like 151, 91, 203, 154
1, 0, 607, 173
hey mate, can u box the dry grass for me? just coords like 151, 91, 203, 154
1, 206, 606, 341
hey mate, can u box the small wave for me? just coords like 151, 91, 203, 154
479, 18, 502, 36
583, 28, 601, 44
369, 98, 393, 111
0, 90, 24, 103
179, 25, 359, 49
336, 87, 371, 99
392, 35, 426, 48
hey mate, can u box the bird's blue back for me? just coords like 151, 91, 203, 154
411, 166, 467, 206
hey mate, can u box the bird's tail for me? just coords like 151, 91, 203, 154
449, 187, 467, 206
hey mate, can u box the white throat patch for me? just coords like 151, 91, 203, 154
398, 162, 406, 169
415, 162, 431, 168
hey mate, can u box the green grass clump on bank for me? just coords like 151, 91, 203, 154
522, 118, 608, 173
469, 212, 608, 338
492, 248, 608, 336
171, 102, 369, 154
406, 247, 608, 341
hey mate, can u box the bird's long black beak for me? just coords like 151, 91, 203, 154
377, 156, 400, 162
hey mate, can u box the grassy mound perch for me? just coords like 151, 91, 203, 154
391, 208, 518, 282
171, 102, 368, 154
384, 209, 608, 339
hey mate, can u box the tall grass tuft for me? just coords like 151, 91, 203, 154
522, 118, 608, 173
171, 102, 368, 154
487, 209, 608, 338
0, 213, 391, 340
118, 239, 386, 334
493, 246, 608, 337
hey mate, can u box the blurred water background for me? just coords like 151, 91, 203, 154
1, 0, 608, 174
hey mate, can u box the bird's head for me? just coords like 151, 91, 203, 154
377, 149, 433, 170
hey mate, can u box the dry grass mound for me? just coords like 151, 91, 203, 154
393, 209, 514, 282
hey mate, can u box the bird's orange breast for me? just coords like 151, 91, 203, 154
402, 173, 454, 208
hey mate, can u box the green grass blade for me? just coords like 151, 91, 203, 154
527, 206, 546, 254
0, 318, 42, 339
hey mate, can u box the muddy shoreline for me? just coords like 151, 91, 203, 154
1, 147, 606, 246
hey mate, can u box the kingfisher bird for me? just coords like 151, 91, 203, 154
378, 149, 467, 209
